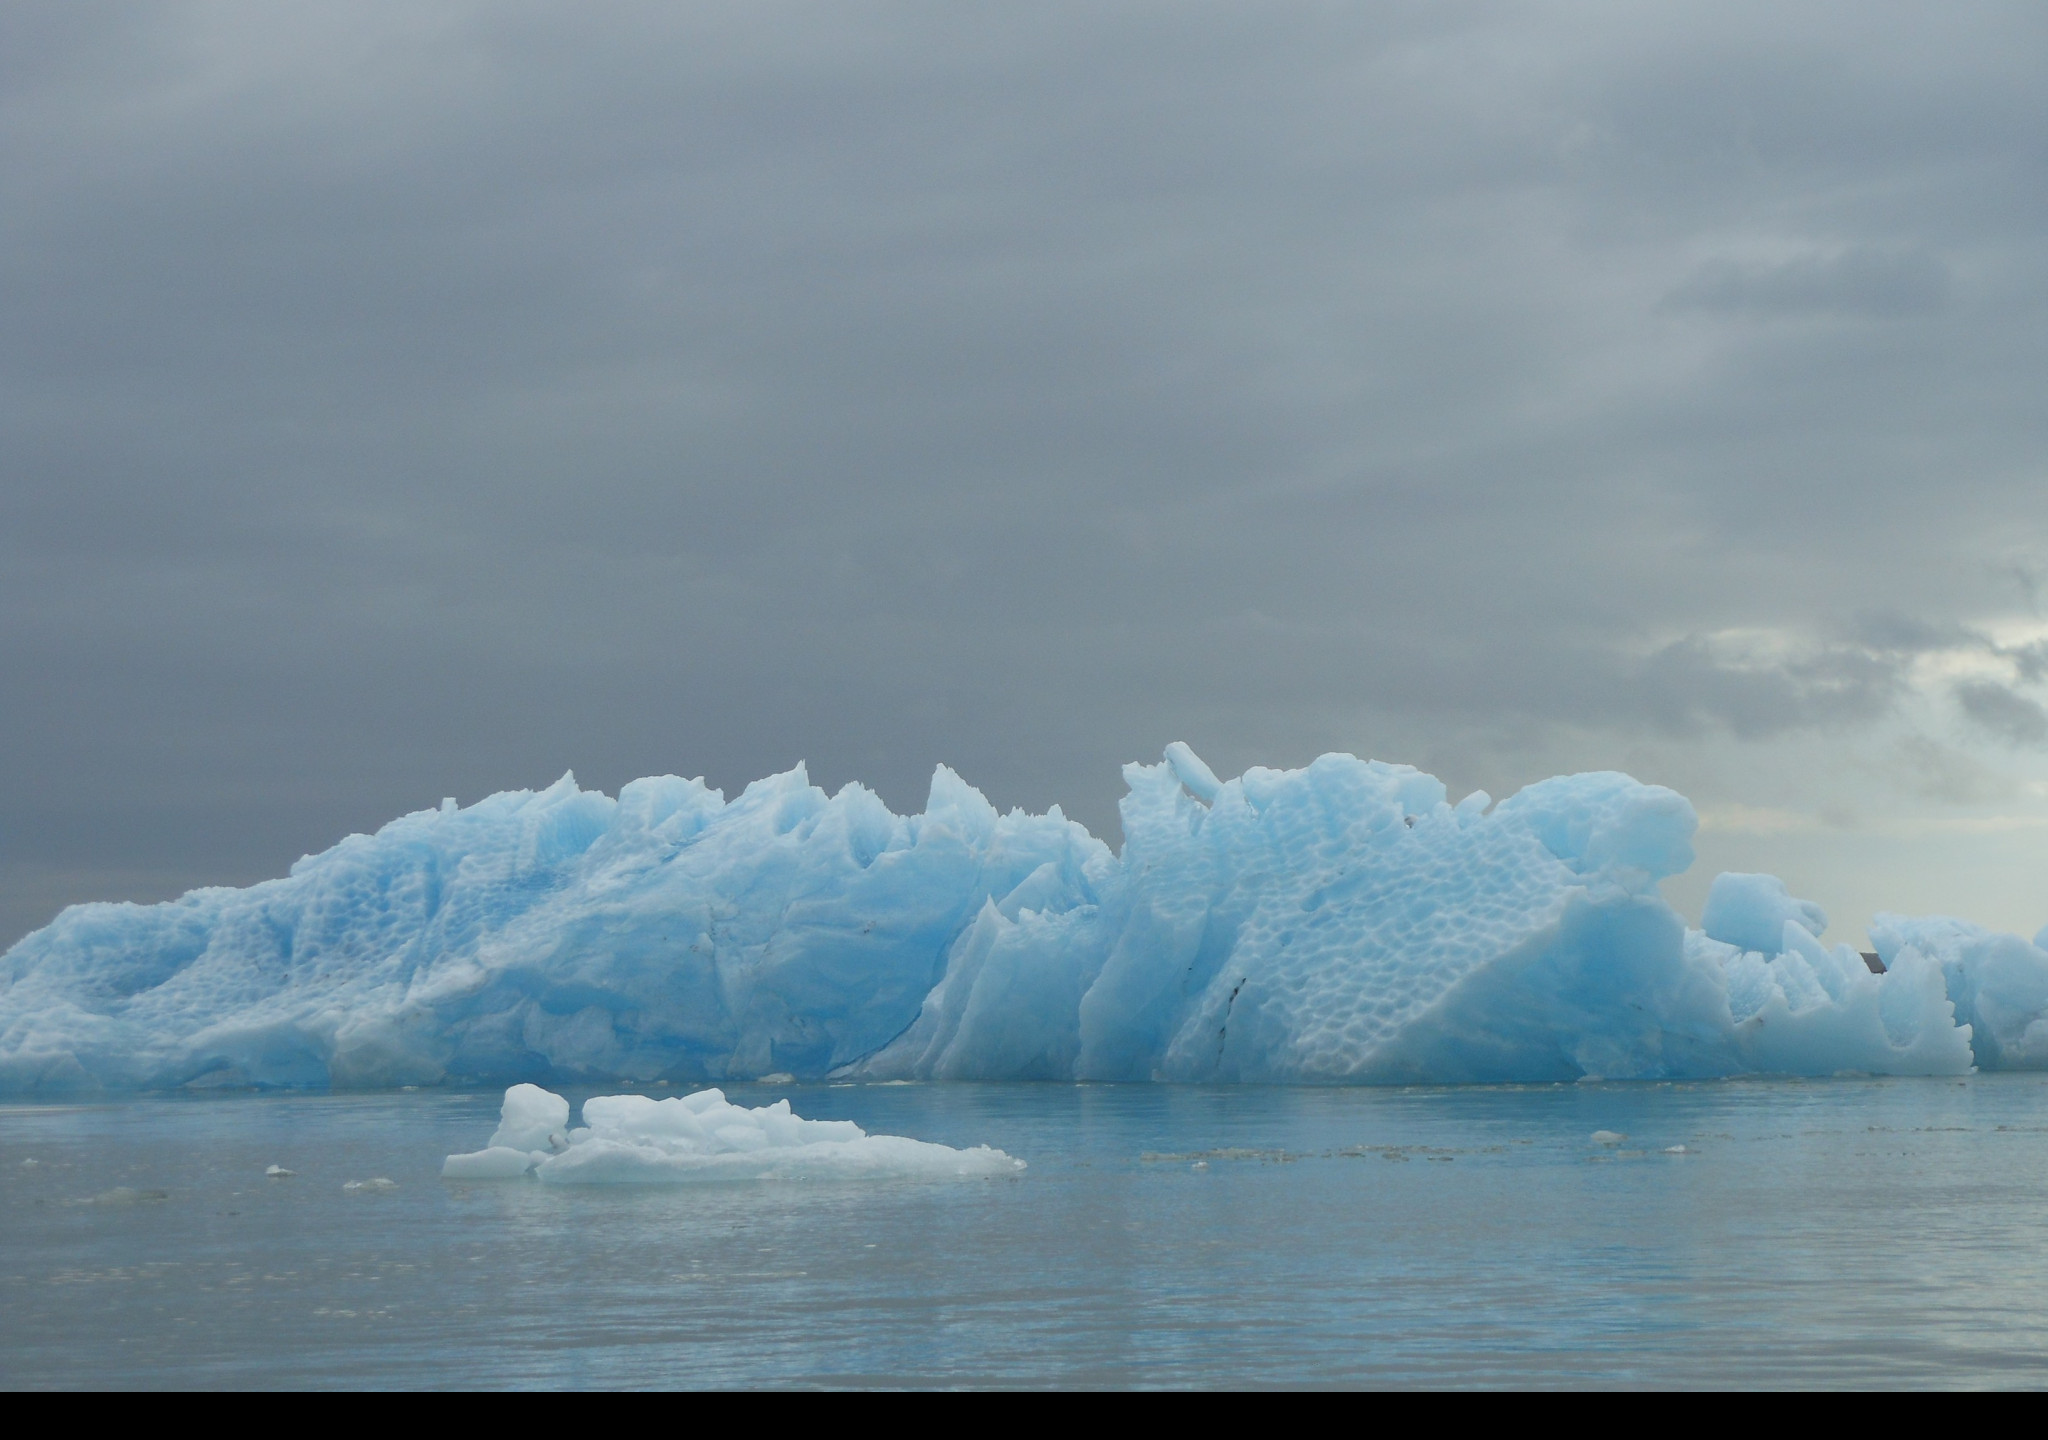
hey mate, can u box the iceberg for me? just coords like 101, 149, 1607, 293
441, 1082, 1023, 1184
2, 743, 2043, 1092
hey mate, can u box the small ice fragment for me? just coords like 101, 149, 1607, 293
1591, 1130, 1626, 1146
20, 1158, 37, 1168
343, 1178, 398, 1193
757, 1072, 795, 1085
1191, 1160, 1209, 1171
1664, 1145, 1688, 1154
265, 1165, 295, 1178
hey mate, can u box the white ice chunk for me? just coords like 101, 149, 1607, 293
449, 1085, 1023, 1185
487, 1083, 570, 1153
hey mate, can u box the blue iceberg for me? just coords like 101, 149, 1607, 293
3, 744, 2042, 1092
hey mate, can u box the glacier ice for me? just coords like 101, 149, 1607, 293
1701, 872, 1829, 955
3, 743, 2046, 1092
442, 1082, 1023, 1184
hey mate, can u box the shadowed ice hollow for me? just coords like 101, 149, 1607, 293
4, 744, 2046, 1092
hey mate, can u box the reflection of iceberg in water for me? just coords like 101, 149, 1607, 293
441, 1082, 1023, 1184
3, 742, 2044, 1092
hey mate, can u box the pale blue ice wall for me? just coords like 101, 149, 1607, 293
1, 745, 2042, 1092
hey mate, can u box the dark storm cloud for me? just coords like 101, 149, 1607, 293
3, 2, 2047, 942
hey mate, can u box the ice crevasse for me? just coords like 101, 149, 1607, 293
4, 743, 2046, 1093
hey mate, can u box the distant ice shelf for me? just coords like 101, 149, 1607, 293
4, 744, 2046, 1093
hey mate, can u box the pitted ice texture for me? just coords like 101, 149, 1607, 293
3, 744, 2041, 1091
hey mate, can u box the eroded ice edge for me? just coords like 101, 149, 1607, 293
441, 1083, 1022, 1184
6, 743, 2048, 1093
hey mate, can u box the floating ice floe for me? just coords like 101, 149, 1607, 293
441, 1082, 1024, 1184
4, 744, 2048, 1090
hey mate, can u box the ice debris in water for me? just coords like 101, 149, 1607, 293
343, 1177, 397, 1193
3, 743, 2047, 1090
265, 1165, 294, 1178
441, 1082, 1024, 1184
1591, 1131, 1627, 1146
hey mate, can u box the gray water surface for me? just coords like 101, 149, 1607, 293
5, 1077, 2048, 1388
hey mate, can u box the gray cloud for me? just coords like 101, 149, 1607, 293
1636, 637, 1903, 738
4, 2, 2048, 943
1892, 733, 2013, 805
2001, 641, 2048, 684
1955, 680, 2048, 746
1667, 247, 1951, 318
1845, 612, 1992, 656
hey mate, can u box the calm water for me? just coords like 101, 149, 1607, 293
6, 1076, 2048, 1388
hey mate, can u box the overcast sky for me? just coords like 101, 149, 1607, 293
5, 1, 2047, 947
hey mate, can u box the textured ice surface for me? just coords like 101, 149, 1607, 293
4, 745, 2046, 1091
442, 1083, 1023, 1183
1701, 873, 1829, 955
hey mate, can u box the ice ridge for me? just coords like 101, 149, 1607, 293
2, 745, 2042, 1092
